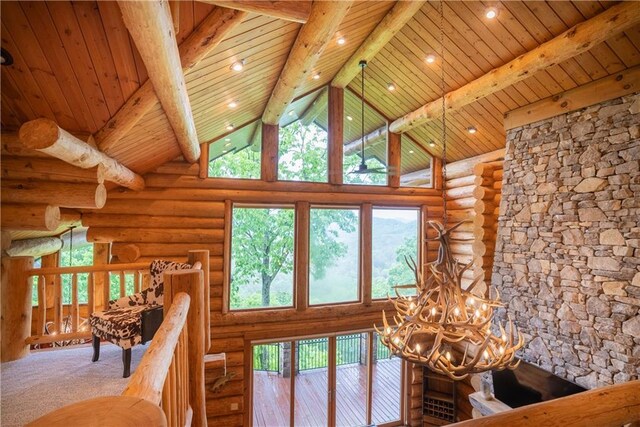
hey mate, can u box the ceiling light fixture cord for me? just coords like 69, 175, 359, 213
439, 0, 447, 229
360, 61, 366, 166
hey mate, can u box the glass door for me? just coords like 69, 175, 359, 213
294, 337, 329, 426
334, 333, 368, 426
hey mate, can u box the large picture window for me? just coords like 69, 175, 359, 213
230, 206, 295, 310
309, 207, 360, 305
372, 208, 420, 299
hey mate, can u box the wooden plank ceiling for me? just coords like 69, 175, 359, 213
1, 0, 639, 177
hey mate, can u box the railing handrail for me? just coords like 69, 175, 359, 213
122, 292, 191, 405
452, 380, 640, 427
26, 262, 150, 276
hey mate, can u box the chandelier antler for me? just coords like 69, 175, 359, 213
375, 221, 525, 380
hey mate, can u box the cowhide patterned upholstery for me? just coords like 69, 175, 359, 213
89, 260, 193, 377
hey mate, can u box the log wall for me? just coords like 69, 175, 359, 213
83, 160, 443, 426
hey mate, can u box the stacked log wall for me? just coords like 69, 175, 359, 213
82, 160, 443, 426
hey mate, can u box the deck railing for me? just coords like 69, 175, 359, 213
25, 262, 150, 346
123, 292, 192, 426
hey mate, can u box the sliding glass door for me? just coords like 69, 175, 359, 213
252, 332, 403, 427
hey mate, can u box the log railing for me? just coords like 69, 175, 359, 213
25, 262, 150, 346
452, 380, 640, 427
123, 292, 192, 426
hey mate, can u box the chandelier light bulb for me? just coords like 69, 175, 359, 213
483, 350, 490, 360
499, 346, 505, 355
482, 303, 488, 311
446, 351, 451, 361
431, 307, 436, 316
467, 296, 475, 306
475, 309, 481, 317
453, 307, 460, 316
416, 343, 421, 353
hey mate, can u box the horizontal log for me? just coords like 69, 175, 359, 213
473, 163, 498, 178
443, 149, 505, 179
60, 208, 82, 226
473, 214, 496, 228
109, 187, 442, 206
82, 213, 224, 229
86, 228, 224, 243
99, 199, 225, 218
18, 119, 144, 190
6, 236, 63, 257
473, 186, 496, 201
446, 185, 477, 200
144, 174, 440, 197
446, 197, 476, 210
110, 243, 141, 263
450, 243, 473, 256
446, 174, 476, 189
127, 242, 223, 258
493, 180, 503, 190
200, 0, 310, 23
474, 200, 497, 215
152, 161, 200, 176
26, 331, 91, 345
1, 156, 99, 183
2, 181, 106, 209
1, 204, 60, 231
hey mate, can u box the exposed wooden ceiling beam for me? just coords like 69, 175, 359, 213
504, 65, 640, 130
19, 119, 145, 191
200, 1, 310, 23
300, 87, 328, 126
262, 1, 352, 125
118, 0, 201, 163
332, 1, 425, 88
343, 126, 387, 156
389, 1, 640, 134
95, 7, 246, 153
5, 236, 63, 258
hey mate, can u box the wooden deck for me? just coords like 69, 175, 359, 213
254, 358, 401, 426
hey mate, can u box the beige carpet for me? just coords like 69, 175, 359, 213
1, 343, 149, 426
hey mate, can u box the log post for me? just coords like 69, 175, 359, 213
187, 250, 210, 353
328, 86, 344, 185
163, 269, 206, 427
261, 123, 279, 182
1, 204, 60, 231
387, 132, 401, 188
1, 256, 34, 362
94, 243, 110, 310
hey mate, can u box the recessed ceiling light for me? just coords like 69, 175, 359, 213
467, 126, 477, 134
228, 101, 238, 109
223, 149, 228, 153
225, 138, 231, 142
429, 142, 436, 147
409, 150, 414, 154
288, 110, 295, 116
485, 8, 498, 19
312, 72, 321, 80
226, 124, 234, 131
337, 37, 346, 45
0, 48, 14, 66
387, 83, 396, 91
425, 54, 436, 64
225, 142, 231, 147
346, 116, 353, 121
230, 60, 245, 72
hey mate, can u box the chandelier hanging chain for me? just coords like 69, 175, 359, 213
375, 1, 525, 380
439, 0, 447, 229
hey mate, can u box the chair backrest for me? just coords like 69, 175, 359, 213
146, 260, 194, 305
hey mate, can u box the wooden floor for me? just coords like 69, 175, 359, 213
254, 358, 401, 426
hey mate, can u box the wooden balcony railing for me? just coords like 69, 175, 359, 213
452, 380, 640, 427
123, 291, 192, 426
25, 262, 150, 346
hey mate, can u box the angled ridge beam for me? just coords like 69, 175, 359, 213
95, 6, 246, 155
389, 1, 640, 133
262, 1, 352, 125
332, 1, 426, 88
200, 1, 311, 23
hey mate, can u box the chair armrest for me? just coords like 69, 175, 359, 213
108, 292, 146, 309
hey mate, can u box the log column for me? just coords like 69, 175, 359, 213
163, 269, 206, 427
188, 249, 210, 353
261, 123, 279, 182
387, 132, 401, 188
328, 86, 344, 185
1, 256, 34, 362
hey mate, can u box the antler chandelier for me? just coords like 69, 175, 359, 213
375, 0, 524, 381
375, 221, 524, 380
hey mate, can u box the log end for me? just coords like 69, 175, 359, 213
95, 184, 108, 209
18, 118, 60, 150
45, 205, 61, 231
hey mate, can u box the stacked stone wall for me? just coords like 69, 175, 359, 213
493, 93, 640, 388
